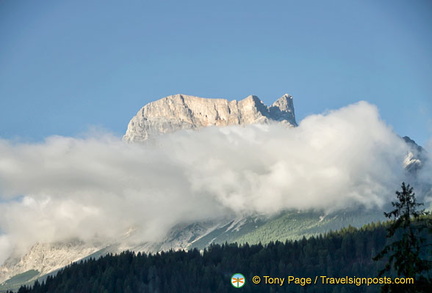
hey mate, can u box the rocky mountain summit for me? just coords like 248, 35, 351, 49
1, 94, 429, 291
123, 94, 297, 142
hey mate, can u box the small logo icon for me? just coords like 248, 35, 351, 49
231, 273, 246, 288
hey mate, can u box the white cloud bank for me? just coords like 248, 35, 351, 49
0, 101, 430, 263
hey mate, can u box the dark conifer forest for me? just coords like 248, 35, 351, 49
12, 220, 432, 293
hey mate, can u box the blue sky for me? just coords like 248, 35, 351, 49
0, 0, 431, 145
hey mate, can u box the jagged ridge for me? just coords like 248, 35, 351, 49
123, 94, 297, 142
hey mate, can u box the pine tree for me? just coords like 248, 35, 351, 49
373, 182, 432, 292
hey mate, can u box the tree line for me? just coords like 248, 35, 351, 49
12, 183, 432, 293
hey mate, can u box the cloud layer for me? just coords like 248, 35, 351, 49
0, 101, 430, 263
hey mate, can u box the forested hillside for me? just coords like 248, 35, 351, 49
12, 220, 431, 293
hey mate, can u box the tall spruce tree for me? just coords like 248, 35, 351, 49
373, 182, 432, 292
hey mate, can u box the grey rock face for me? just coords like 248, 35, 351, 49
0, 241, 102, 285
123, 94, 297, 142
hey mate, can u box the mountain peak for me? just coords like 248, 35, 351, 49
273, 93, 292, 104
123, 94, 297, 142
269, 94, 296, 123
